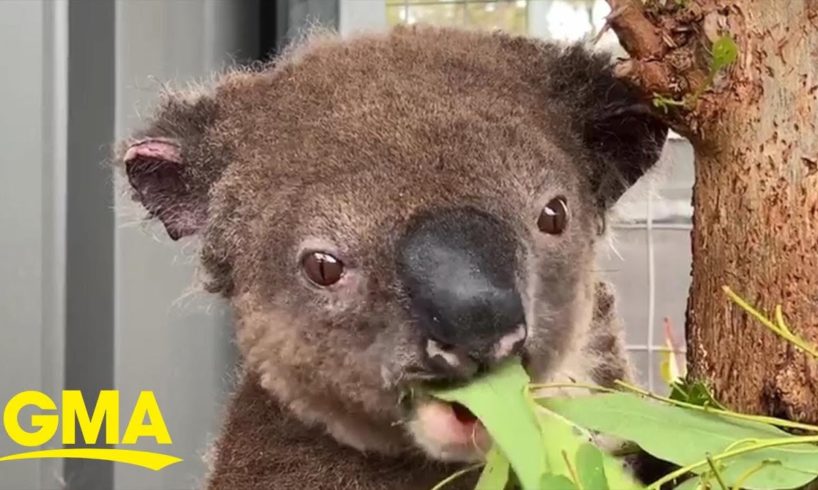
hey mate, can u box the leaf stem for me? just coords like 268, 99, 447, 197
705, 454, 728, 490
528, 382, 617, 394
430, 463, 483, 490
729, 460, 780, 490
562, 450, 582, 490
722, 438, 759, 453
723, 286, 818, 360
614, 380, 818, 433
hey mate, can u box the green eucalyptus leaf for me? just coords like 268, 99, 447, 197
476, 446, 510, 490
711, 35, 738, 73
533, 407, 643, 490
669, 380, 727, 410
575, 443, 610, 490
433, 360, 646, 490
540, 474, 579, 490
541, 393, 818, 489
671, 475, 707, 490
431, 360, 546, 490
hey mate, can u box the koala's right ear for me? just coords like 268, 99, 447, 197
117, 94, 227, 240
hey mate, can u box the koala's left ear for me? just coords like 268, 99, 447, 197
547, 45, 669, 208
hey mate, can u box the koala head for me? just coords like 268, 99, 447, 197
119, 26, 666, 463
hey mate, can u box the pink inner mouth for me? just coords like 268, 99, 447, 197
415, 398, 488, 453
450, 402, 478, 425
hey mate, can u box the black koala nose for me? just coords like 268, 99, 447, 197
397, 207, 526, 372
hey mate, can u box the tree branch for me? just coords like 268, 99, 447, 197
613, 59, 674, 95
606, 0, 666, 60
603, 0, 722, 139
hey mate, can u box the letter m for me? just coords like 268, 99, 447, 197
62, 390, 119, 445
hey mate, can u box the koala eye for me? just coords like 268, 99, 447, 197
537, 197, 569, 235
302, 252, 344, 286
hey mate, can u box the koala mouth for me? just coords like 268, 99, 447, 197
450, 402, 478, 425
404, 361, 533, 462
410, 397, 490, 462
403, 338, 531, 461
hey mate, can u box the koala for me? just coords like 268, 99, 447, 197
117, 25, 668, 490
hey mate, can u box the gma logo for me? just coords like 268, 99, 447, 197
1, 390, 182, 471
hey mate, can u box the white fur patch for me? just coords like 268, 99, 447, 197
493, 324, 526, 359
426, 339, 462, 368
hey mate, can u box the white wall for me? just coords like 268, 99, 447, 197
0, 1, 260, 489
114, 2, 257, 489
0, 1, 66, 489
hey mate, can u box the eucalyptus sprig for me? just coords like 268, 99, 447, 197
723, 285, 818, 360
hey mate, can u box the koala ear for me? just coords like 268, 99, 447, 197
118, 94, 226, 240
122, 138, 203, 240
583, 96, 668, 207
547, 45, 669, 208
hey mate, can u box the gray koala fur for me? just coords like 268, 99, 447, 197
117, 25, 668, 490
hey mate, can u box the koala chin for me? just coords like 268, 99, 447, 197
117, 25, 668, 490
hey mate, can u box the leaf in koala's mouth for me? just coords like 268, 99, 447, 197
430, 358, 546, 490
429, 359, 645, 490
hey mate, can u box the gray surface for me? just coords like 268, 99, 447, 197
600, 228, 692, 376
0, 1, 66, 489
285, 0, 339, 41
1, 2, 262, 489
603, 138, 695, 390
113, 2, 257, 489
340, 0, 384, 35
64, 0, 116, 488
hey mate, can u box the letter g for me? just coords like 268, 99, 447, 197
3, 391, 58, 447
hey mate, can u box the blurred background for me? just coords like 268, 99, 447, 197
0, 1, 692, 489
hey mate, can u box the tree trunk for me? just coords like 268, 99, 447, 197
605, 0, 818, 422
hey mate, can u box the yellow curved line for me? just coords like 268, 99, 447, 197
0, 449, 182, 471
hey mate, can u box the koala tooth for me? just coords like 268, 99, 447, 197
492, 324, 527, 360
425, 339, 462, 368
424, 339, 480, 379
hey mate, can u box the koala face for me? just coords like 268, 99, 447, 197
120, 26, 666, 463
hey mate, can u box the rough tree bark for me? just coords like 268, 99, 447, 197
603, 0, 818, 422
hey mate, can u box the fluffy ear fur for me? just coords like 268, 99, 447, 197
117, 93, 228, 240
546, 45, 669, 208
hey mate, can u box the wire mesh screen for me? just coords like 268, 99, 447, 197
382, 0, 693, 392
